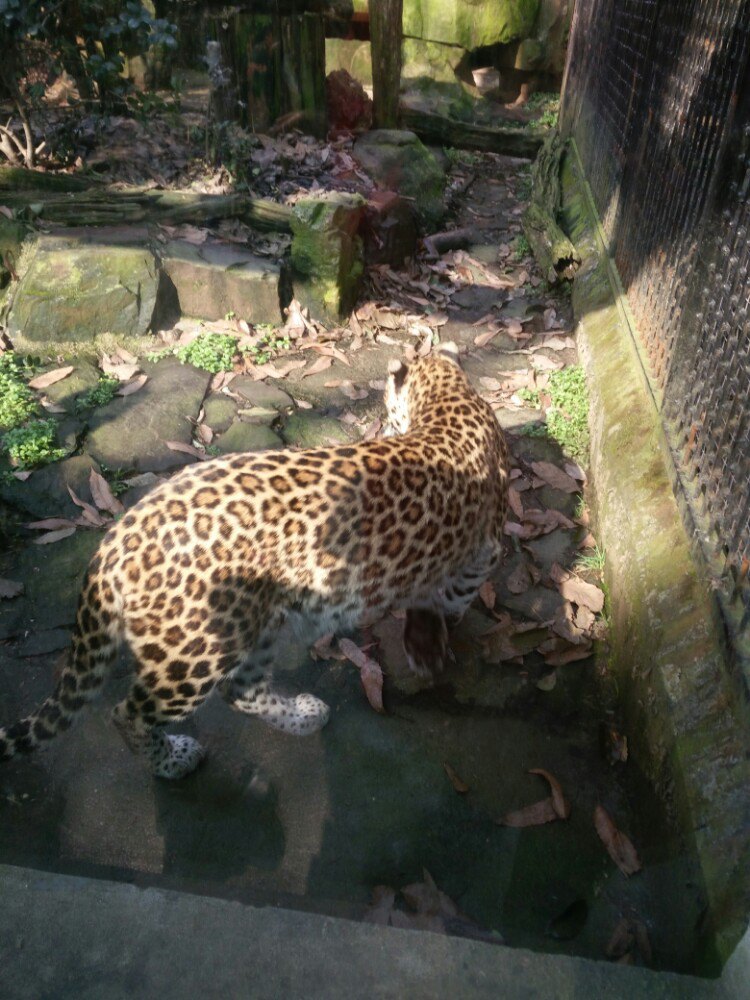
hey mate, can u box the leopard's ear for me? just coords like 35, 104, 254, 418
437, 341, 461, 366
388, 357, 408, 391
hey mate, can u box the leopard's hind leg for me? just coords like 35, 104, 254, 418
111, 640, 219, 778
220, 629, 330, 736
112, 687, 209, 779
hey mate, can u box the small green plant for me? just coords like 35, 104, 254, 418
513, 234, 532, 261
1, 419, 65, 468
528, 92, 560, 129
573, 494, 586, 521
99, 464, 130, 496
76, 375, 120, 412
576, 543, 606, 574
517, 387, 540, 406
0, 370, 38, 430
175, 334, 239, 373
545, 365, 590, 460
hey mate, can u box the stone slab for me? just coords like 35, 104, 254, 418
0, 864, 728, 1000
160, 240, 286, 324
85, 359, 211, 473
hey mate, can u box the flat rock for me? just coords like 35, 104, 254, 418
85, 358, 211, 473
0, 529, 101, 640
281, 412, 359, 448
41, 361, 101, 414
160, 240, 287, 324
7, 233, 158, 349
17, 627, 71, 657
0, 454, 101, 520
213, 421, 282, 455
230, 377, 294, 411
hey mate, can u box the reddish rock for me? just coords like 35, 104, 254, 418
326, 68, 372, 132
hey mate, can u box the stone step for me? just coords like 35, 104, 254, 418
159, 239, 290, 325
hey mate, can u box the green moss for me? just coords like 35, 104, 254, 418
1, 419, 65, 468
402, 0, 539, 49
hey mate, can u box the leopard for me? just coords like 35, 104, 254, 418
0, 343, 509, 779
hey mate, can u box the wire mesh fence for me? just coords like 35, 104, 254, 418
562, 0, 750, 662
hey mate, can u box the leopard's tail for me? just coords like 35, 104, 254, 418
0, 567, 122, 761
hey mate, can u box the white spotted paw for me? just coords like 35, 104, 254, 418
153, 735, 207, 779
262, 693, 331, 736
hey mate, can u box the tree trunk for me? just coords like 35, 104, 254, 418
521, 130, 580, 282
279, 13, 327, 136
400, 106, 546, 158
370, 0, 403, 129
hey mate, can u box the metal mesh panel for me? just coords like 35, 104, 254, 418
563, 0, 750, 644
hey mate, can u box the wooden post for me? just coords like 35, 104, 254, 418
369, 0, 403, 128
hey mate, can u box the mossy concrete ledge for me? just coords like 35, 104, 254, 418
561, 144, 750, 974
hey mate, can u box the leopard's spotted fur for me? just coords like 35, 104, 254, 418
0, 345, 509, 778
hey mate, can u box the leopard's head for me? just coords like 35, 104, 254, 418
384, 343, 462, 435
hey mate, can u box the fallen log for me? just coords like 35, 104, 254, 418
0, 189, 293, 232
522, 130, 580, 282
400, 106, 545, 159
422, 226, 474, 256
0, 165, 102, 192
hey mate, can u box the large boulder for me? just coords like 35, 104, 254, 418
352, 130, 445, 229
7, 232, 158, 350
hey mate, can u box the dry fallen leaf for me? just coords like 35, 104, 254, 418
300, 355, 334, 378
497, 797, 559, 827
117, 374, 148, 396
338, 637, 384, 713
443, 762, 470, 794
536, 670, 557, 691
89, 470, 125, 516
531, 461, 580, 494
68, 486, 107, 527
549, 563, 605, 613
528, 768, 570, 819
0, 578, 24, 599
33, 526, 77, 544
165, 440, 209, 461
26, 517, 77, 531
478, 580, 496, 609
28, 366, 74, 389
594, 805, 642, 876
473, 327, 501, 348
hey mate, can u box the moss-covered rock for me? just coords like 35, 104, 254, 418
402, 0, 540, 49
290, 192, 365, 322
401, 38, 466, 83
7, 236, 158, 349
352, 130, 445, 229
213, 421, 282, 455
281, 411, 359, 449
